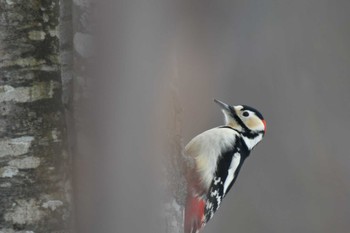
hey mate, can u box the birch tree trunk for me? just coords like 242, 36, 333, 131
0, 0, 72, 231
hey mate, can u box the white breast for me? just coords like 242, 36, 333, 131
184, 127, 238, 190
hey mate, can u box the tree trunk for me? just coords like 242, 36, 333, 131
163, 85, 186, 233
0, 0, 72, 232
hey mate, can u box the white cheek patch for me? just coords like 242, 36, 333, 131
244, 115, 265, 132
223, 152, 241, 194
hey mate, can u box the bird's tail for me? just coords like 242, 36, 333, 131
184, 193, 205, 233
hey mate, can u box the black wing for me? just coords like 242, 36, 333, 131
204, 136, 250, 223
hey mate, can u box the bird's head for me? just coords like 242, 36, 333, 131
214, 99, 266, 148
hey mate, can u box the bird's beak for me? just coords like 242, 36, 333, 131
214, 99, 236, 116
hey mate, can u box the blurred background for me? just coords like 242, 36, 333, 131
75, 0, 350, 232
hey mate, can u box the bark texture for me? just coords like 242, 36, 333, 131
163, 88, 186, 233
0, 0, 72, 232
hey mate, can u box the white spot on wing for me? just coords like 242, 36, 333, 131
206, 202, 212, 209
223, 152, 241, 194
210, 190, 222, 206
213, 177, 221, 185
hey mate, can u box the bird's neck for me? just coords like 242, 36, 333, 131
227, 121, 242, 131
241, 133, 263, 150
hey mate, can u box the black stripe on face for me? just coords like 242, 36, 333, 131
241, 130, 263, 139
241, 105, 264, 120
233, 114, 251, 132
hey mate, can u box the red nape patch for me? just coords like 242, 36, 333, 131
262, 120, 267, 132
184, 195, 205, 233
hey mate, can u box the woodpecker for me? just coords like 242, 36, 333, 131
184, 99, 266, 233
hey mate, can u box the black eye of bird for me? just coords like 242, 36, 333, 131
242, 111, 249, 117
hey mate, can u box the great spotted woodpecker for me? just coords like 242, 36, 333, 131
184, 99, 266, 233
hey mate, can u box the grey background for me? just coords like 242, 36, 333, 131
76, 1, 350, 232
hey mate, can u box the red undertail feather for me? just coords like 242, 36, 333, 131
184, 194, 205, 233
